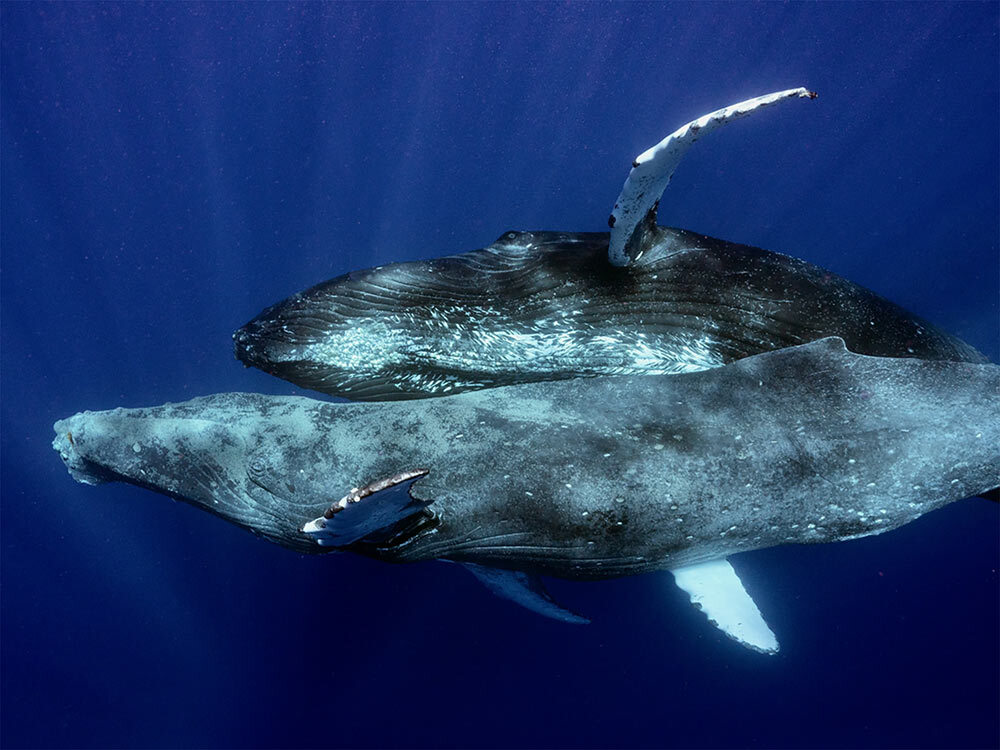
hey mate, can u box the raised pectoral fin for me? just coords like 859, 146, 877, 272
609, 87, 816, 266
671, 558, 779, 654
463, 563, 589, 624
302, 468, 430, 546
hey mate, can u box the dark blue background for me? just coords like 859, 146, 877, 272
2, 3, 998, 748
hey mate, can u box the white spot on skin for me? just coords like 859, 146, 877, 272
132, 443, 141, 453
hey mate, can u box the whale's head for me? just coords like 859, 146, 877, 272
52, 395, 337, 553
231, 232, 617, 402
232, 272, 424, 401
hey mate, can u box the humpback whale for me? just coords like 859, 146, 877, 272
233, 88, 985, 401
53, 340, 1000, 653
235, 226, 985, 401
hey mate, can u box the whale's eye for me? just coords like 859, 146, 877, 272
248, 457, 267, 477
247, 454, 283, 495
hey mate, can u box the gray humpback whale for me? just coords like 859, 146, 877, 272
54, 340, 1000, 653
233, 89, 984, 401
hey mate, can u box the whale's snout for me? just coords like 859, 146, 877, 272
52, 408, 216, 493
232, 316, 271, 368
233, 294, 333, 371
233, 304, 296, 369
53, 413, 115, 486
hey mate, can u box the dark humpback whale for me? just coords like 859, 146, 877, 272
54, 340, 1000, 652
233, 88, 985, 401
234, 225, 985, 400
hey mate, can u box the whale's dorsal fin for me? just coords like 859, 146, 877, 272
671, 558, 779, 654
302, 468, 430, 546
463, 563, 589, 624
608, 87, 817, 267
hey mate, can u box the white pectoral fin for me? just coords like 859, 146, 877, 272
463, 563, 589, 624
608, 87, 817, 266
671, 558, 780, 654
301, 468, 430, 547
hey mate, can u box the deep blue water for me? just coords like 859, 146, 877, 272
2, 3, 998, 748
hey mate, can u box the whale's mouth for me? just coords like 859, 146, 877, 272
53, 419, 115, 486
232, 312, 301, 370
